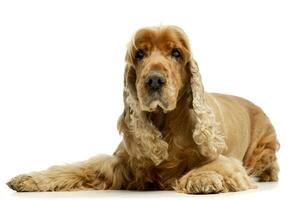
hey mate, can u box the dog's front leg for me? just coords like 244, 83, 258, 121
174, 155, 256, 194
7, 155, 127, 192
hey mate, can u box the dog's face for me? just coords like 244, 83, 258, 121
126, 26, 191, 112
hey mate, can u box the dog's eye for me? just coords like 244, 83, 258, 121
171, 48, 181, 58
135, 49, 145, 60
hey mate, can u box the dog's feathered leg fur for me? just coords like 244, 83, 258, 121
7, 155, 128, 192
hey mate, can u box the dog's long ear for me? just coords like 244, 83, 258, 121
188, 60, 227, 159
117, 63, 169, 166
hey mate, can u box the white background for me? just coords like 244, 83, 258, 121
0, 0, 300, 199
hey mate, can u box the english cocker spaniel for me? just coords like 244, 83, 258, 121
7, 26, 279, 194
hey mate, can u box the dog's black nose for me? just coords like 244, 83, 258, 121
145, 73, 166, 91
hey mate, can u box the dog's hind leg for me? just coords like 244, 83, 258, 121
244, 120, 279, 182
7, 155, 128, 192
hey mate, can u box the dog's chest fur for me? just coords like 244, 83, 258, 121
127, 105, 206, 190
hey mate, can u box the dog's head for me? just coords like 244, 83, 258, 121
119, 26, 226, 164
125, 26, 193, 112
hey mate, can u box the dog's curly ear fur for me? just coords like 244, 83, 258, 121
188, 60, 227, 159
117, 64, 169, 166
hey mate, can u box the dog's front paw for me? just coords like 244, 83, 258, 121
175, 169, 256, 194
175, 171, 225, 194
7, 175, 39, 192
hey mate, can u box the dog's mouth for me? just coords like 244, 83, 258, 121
148, 99, 168, 112
141, 94, 170, 113
138, 85, 178, 113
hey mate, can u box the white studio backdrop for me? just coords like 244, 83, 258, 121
0, 0, 300, 199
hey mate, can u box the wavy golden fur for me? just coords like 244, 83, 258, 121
7, 26, 279, 194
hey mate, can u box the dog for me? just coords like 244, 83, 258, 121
7, 26, 279, 194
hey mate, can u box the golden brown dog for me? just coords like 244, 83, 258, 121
7, 26, 279, 194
